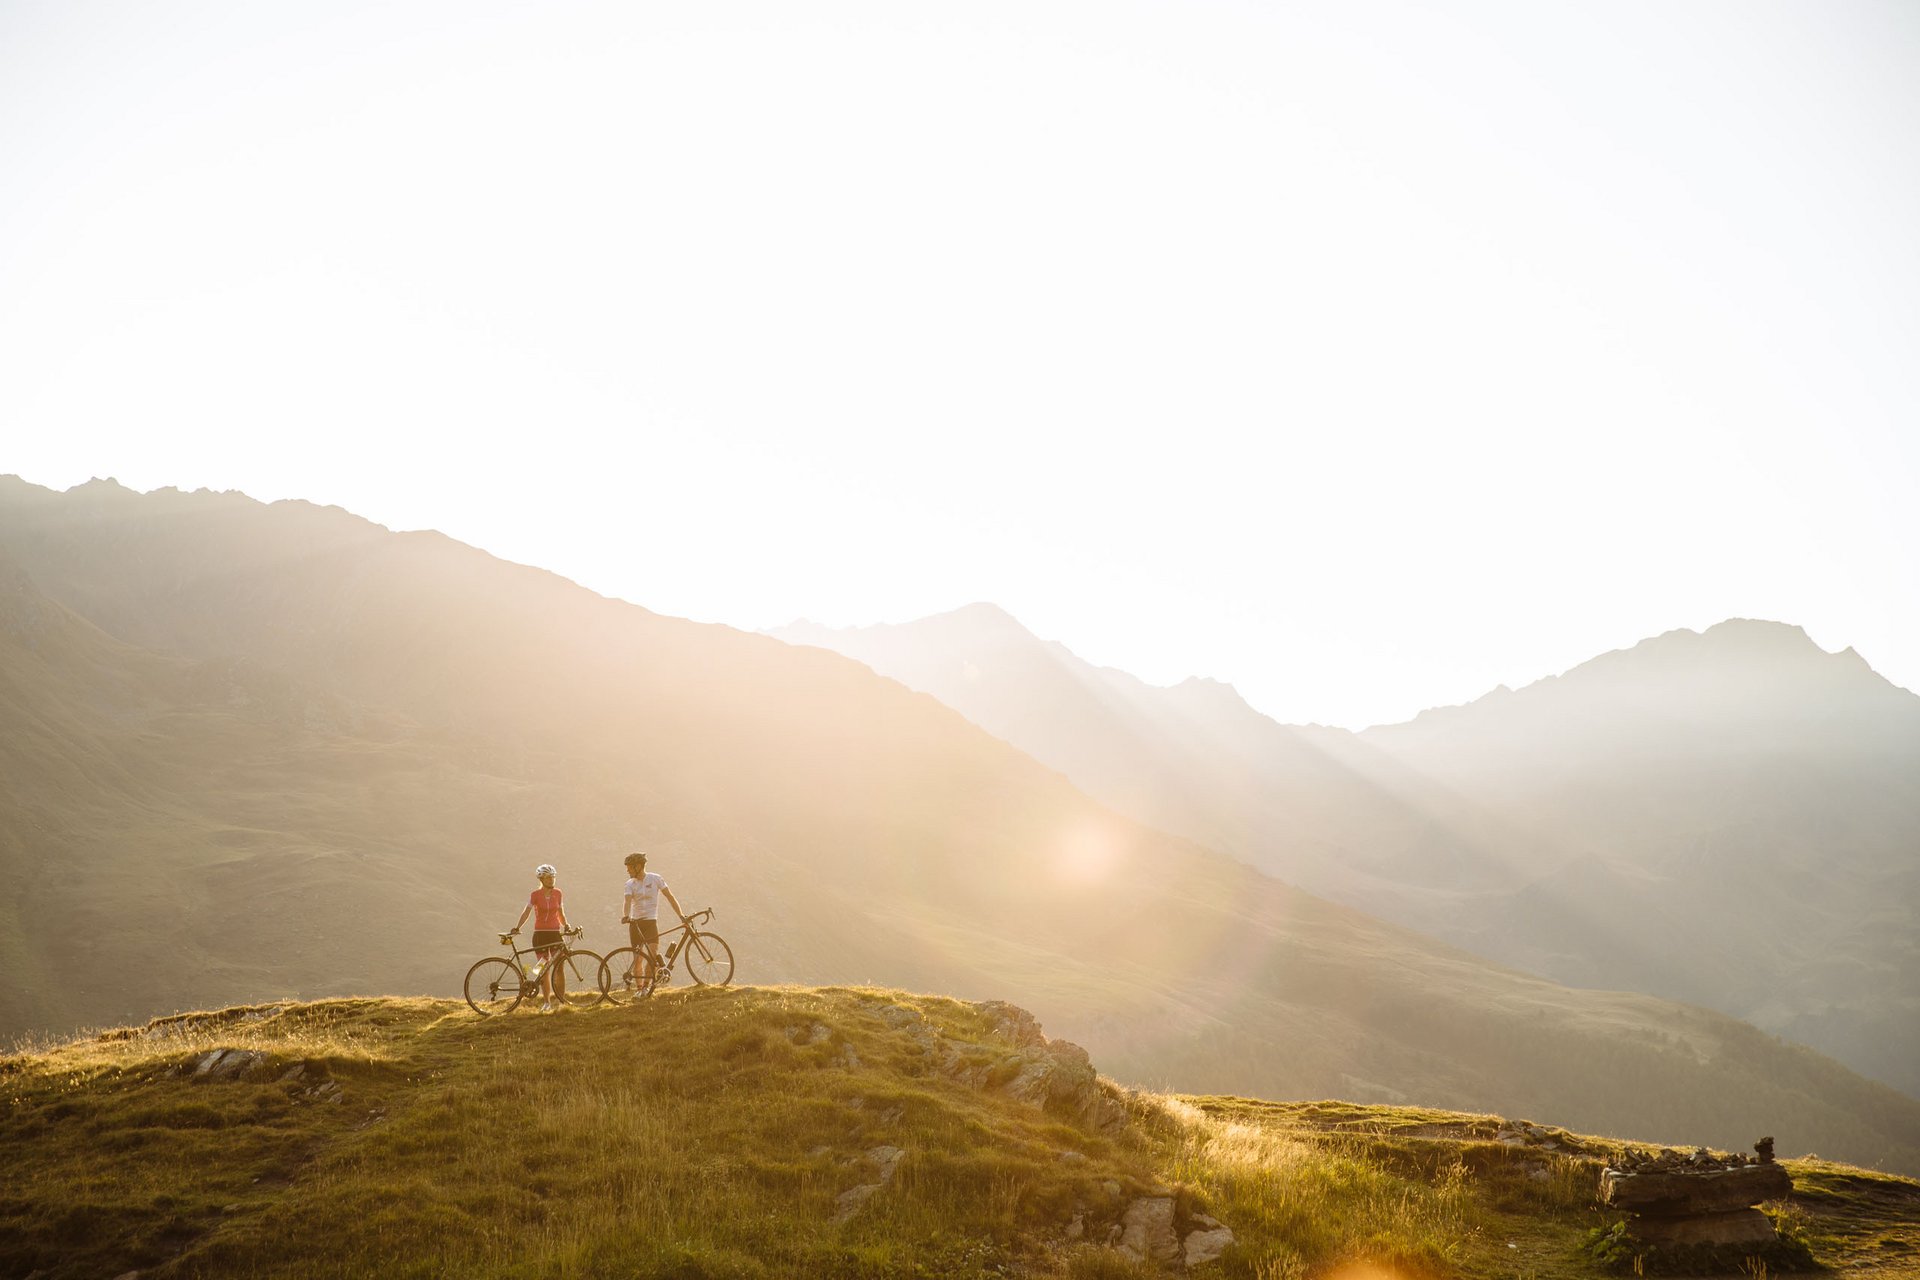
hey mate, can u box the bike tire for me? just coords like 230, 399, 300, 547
599, 947, 655, 1005
683, 932, 734, 986
464, 956, 525, 1016
554, 948, 605, 1009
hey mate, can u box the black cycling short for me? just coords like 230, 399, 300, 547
531, 929, 564, 956
628, 919, 660, 948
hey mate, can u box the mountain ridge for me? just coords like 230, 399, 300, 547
773, 603, 1920, 1097
5, 475, 1920, 1174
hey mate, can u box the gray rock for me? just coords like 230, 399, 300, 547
1117, 1196, 1181, 1267
1184, 1223, 1235, 1267
190, 1048, 267, 1081
1631, 1208, 1778, 1248
867, 1145, 906, 1181
877, 1004, 924, 1029
976, 1000, 1046, 1048
1602, 1164, 1791, 1214
834, 1182, 879, 1222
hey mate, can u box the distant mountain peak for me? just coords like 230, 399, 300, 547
68, 476, 136, 499
1167, 674, 1255, 711
1602, 618, 1872, 676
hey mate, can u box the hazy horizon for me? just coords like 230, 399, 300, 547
6, 1, 1918, 727
8, 471, 1910, 733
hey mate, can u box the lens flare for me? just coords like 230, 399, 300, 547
1053, 822, 1122, 885
1324, 1264, 1413, 1280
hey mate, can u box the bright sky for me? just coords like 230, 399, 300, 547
3, 1, 1916, 728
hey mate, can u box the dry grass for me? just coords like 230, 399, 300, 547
5, 991, 1914, 1279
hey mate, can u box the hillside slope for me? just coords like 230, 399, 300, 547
772, 608, 1920, 1096
5, 989, 1917, 1279
4, 476, 1920, 1176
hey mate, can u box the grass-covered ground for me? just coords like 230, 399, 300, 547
3, 987, 1915, 1279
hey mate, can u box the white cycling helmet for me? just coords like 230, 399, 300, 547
534, 863, 557, 878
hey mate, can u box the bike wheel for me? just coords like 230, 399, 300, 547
555, 949, 605, 1009
599, 947, 654, 1004
464, 957, 525, 1016
682, 932, 734, 986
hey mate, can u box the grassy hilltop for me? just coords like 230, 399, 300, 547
4, 987, 1916, 1280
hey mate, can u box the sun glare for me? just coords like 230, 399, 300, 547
1323, 1264, 1416, 1280
1053, 822, 1124, 885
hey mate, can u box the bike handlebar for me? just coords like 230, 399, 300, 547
499, 926, 584, 946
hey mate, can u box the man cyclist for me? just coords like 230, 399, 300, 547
620, 852, 685, 994
510, 863, 572, 1012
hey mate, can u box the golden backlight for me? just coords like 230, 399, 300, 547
1052, 820, 1125, 885
1322, 1263, 1415, 1280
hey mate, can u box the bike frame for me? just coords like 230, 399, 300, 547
499, 928, 594, 998
623, 909, 715, 981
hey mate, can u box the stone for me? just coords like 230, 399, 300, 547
1631, 1208, 1778, 1248
806, 1023, 832, 1045
1065, 1213, 1085, 1239
833, 1183, 879, 1222
866, 1145, 905, 1181
190, 1048, 267, 1081
877, 1004, 924, 1029
1602, 1164, 1791, 1215
1184, 1223, 1236, 1267
976, 1000, 1046, 1048
1117, 1196, 1181, 1267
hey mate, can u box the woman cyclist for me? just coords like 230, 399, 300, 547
510, 863, 572, 1012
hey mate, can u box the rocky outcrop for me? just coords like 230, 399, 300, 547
184, 1048, 269, 1081
1600, 1140, 1792, 1250
869, 998, 1129, 1132
1107, 1195, 1236, 1271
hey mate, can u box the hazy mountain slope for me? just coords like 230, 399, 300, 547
774, 608, 1920, 1097
8, 990, 1915, 1280
774, 606, 1535, 900
5, 477, 1920, 1174
1363, 621, 1920, 1096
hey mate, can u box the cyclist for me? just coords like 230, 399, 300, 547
510, 863, 572, 1012
619, 852, 686, 995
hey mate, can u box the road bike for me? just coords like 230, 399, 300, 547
463, 926, 606, 1015
599, 908, 733, 1004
